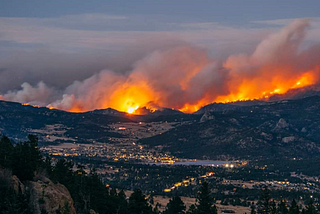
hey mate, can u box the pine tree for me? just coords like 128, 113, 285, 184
117, 189, 129, 214
289, 200, 300, 214
163, 196, 186, 214
128, 189, 154, 214
186, 204, 196, 214
278, 200, 288, 214
51, 159, 73, 186
0, 136, 14, 168
196, 181, 217, 214
257, 187, 271, 214
251, 204, 257, 214
11, 135, 43, 181
271, 200, 277, 214
305, 200, 317, 214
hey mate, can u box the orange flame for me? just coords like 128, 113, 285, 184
2, 20, 320, 114
214, 70, 317, 104
66, 67, 318, 114
109, 82, 157, 114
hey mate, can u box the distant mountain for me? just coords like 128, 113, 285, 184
196, 84, 320, 115
2, 95, 320, 160
91, 106, 183, 117
91, 106, 190, 122
268, 84, 320, 101
140, 96, 320, 160
0, 101, 192, 144
0, 101, 131, 144
90, 107, 127, 116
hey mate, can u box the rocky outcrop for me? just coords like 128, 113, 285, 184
282, 136, 295, 143
27, 176, 76, 214
0, 169, 25, 194
11, 175, 25, 194
200, 111, 215, 122
0, 168, 75, 214
274, 118, 289, 130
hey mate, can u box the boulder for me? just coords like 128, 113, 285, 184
200, 111, 215, 122
28, 177, 76, 214
274, 118, 289, 130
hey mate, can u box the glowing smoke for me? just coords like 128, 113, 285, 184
1, 19, 320, 113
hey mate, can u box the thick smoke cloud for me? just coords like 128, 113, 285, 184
1, 19, 320, 113
1, 82, 57, 106
220, 18, 320, 102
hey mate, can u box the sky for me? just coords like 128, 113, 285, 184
0, 0, 320, 111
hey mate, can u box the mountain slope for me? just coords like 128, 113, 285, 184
140, 96, 320, 159
0, 101, 131, 144
2, 96, 320, 160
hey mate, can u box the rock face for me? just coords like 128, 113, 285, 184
274, 118, 289, 130
11, 175, 25, 194
0, 168, 75, 213
28, 177, 76, 214
200, 111, 215, 122
282, 136, 295, 143
0, 169, 25, 194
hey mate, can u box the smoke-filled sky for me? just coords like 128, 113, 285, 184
1, 0, 320, 113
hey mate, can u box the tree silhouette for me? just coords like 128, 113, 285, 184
163, 196, 186, 214
278, 200, 288, 214
251, 203, 257, 214
11, 135, 42, 181
305, 200, 317, 214
196, 181, 217, 214
0, 136, 14, 168
257, 187, 271, 214
271, 200, 277, 214
128, 189, 154, 214
186, 204, 196, 214
289, 200, 300, 214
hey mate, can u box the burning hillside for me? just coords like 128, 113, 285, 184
1, 19, 320, 114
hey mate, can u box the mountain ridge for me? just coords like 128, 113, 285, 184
1, 95, 320, 160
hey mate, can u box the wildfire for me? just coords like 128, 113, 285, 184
55, 68, 319, 114
4, 20, 319, 115
213, 69, 318, 105
127, 106, 139, 114
108, 82, 157, 114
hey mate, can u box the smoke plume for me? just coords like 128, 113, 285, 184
1, 19, 320, 113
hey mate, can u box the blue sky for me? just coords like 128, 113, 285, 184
0, 0, 319, 93
1, 0, 318, 22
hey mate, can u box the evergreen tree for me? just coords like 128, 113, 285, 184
289, 200, 300, 214
271, 200, 277, 214
257, 187, 271, 214
278, 200, 288, 214
128, 189, 154, 214
186, 204, 196, 214
0, 184, 30, 214
305, 200, 317, 214
251, 204, 257, 214
11, 135, 43, 181
0, 136, 14, 168
196, 181, 217, 214
163, 196, 186, 214
43, 156, 53, 177
117, 189, 129, 214
51, 159, 74, 186
86, 172, 109, 214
